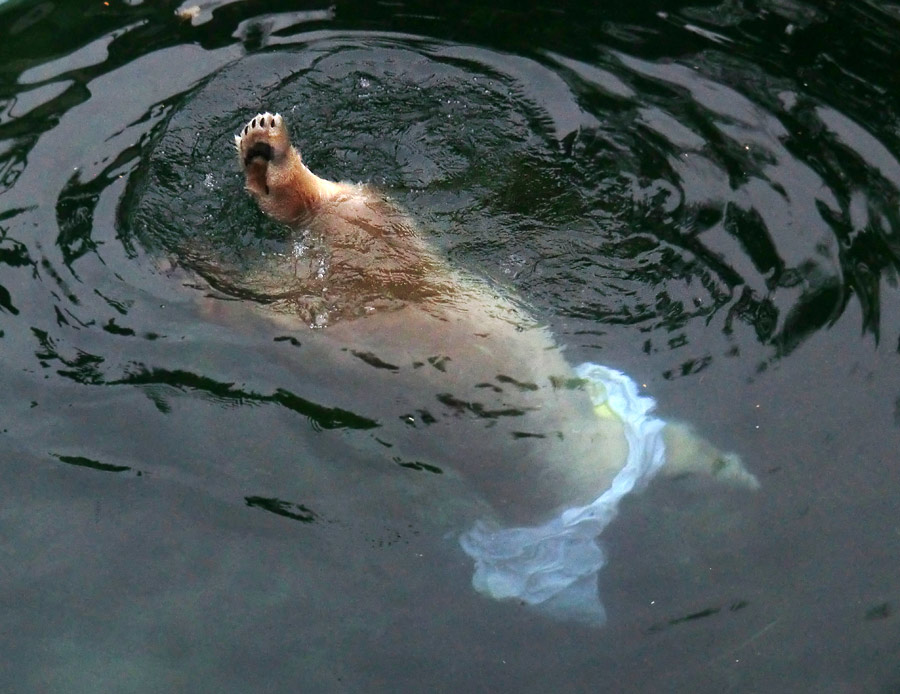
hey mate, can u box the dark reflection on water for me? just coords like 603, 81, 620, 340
245, 495, 319, 523
3, 0, 900, 691
112, 366, 380, 429
53, 453, 133, 473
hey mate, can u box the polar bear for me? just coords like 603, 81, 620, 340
234, 111, 757, 622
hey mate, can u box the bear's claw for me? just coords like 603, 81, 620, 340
235, 112, 290, 168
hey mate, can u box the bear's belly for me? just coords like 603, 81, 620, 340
267, 291, 631, 525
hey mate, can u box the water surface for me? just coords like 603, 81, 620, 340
3, 0, 900, 691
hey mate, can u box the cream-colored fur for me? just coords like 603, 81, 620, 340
236, 113, 349, 222
235, 112, 757, 525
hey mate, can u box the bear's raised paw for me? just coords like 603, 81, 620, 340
234, 112, 293, 197
235, 112, 289, 166
235, 111, 348, 220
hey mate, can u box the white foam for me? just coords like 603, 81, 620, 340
459, 363, 667, 626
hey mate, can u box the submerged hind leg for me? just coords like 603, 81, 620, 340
662, 422, 759, 489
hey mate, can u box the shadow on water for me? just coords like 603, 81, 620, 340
3, 0, 900, 691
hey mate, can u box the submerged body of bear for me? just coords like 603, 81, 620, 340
232, 111, 757, 621
234, 111, 755, 514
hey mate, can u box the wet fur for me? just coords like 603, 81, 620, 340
234, 111, 758, 524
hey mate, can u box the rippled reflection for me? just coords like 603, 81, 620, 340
113, 24, 900, 360
3, 0, 900, 688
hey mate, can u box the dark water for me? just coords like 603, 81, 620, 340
3, 0, 900, 690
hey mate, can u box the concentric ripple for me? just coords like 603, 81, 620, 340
122, 27, 900, 364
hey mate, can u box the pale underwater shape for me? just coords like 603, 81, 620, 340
459, 363, 668, 627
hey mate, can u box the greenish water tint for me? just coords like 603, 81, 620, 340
3, 0, 900, 691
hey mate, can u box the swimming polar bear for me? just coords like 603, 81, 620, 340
234, 111, 758, 624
